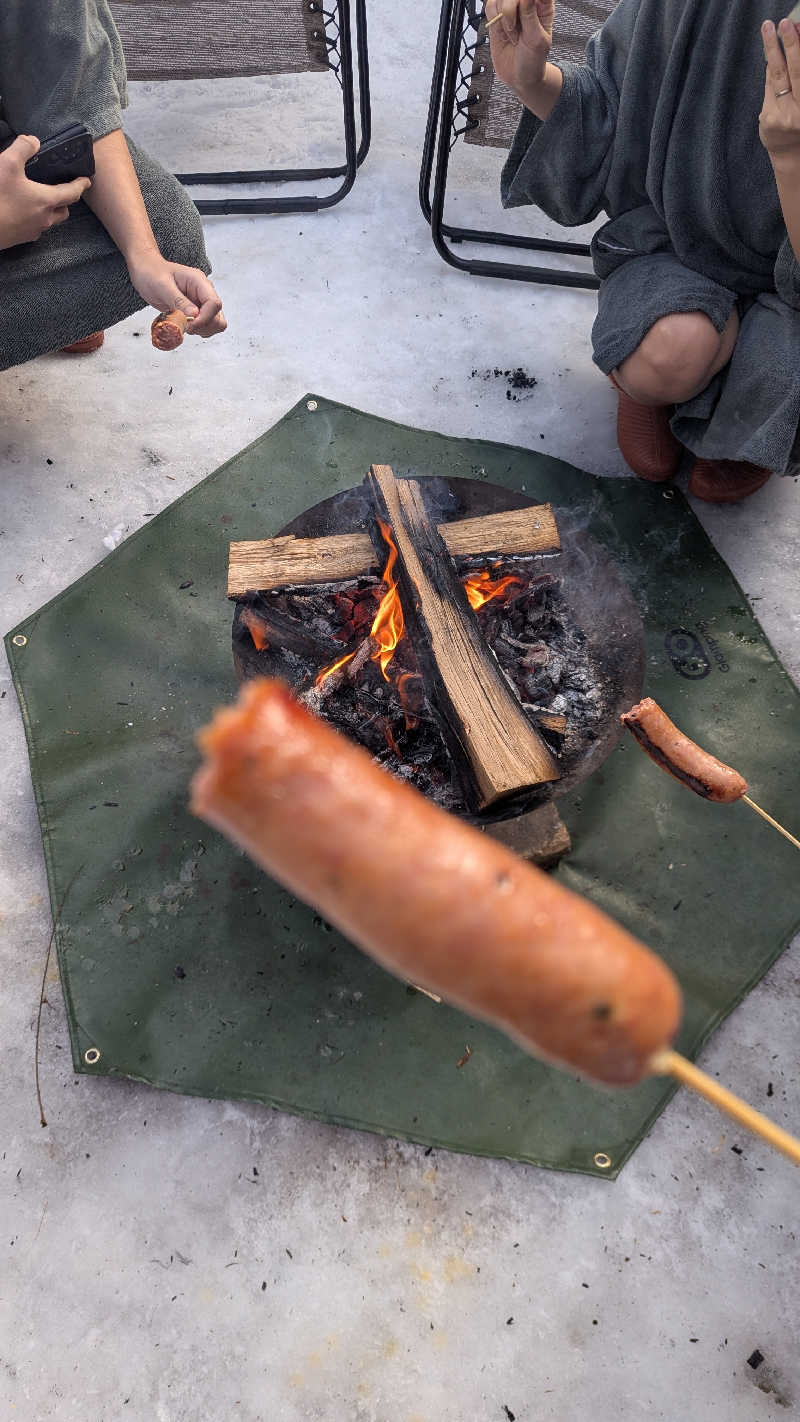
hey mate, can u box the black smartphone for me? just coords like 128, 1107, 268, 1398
24, 124, 95, 185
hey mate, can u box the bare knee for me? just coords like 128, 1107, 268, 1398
615, 312, 736, 405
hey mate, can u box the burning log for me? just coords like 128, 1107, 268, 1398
532, 711, 567, 735
331, 585, 379, 643
366, 464, 559, 812
440, 506, 559, 559
301, 636, 376, 714
229, 533, 373, 597
233, 598, 349, 681
227, 504, 561, 597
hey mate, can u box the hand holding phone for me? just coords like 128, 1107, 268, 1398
24, 124, 95, 185
0, 134, 91, 251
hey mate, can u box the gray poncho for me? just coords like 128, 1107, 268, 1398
0, 0, 207, 370
502, 0, 800, 473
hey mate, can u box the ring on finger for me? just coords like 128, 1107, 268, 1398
775, 86, 793, 97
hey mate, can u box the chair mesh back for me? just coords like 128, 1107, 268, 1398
110, 0, 330, 82
464, 0, 617, 148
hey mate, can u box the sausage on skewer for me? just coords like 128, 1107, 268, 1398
621, 698, 747, 803
151, 309, 190, 351
191, 679, 682, 1087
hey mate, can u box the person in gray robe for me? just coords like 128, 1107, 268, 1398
0, 0, 225, 370
492, 0, 800, 501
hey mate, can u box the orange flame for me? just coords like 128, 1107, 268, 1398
369, 520, 404, 681
314, 649, 356, 688
241, 606, 270, 651
314, 551, 521, 697
313, 521, 405, 689
463, 570, 521, 611
383, 721, 402, 756
396, 671, 422, 731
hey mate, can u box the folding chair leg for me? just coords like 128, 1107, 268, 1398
419, 0, 455, 224
177, 0, 370, 216
423, 0, 599, 287
354, 0, 371, 167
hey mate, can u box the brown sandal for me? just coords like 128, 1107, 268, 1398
610, 377, 683, 483
60, 331, 105, 355
688, 458, 772, 503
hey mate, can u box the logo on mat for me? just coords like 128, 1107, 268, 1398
665, 628, 711, 679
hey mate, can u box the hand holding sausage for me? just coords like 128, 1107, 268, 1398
191, 679, 682, 1087
131, 254, 226, 344
151, 309, 189, 351
488, 0, 554, 83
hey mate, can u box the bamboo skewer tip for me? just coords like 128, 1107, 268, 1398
410, 982, 442, 1004
485, 11, 503, 26
650, 1049, 800, 1168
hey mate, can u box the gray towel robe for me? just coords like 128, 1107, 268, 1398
0, 0, 127, 146
501, 0, 800, 473
0, 0, 208, 369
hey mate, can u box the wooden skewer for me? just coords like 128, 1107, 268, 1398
650, 1049, 800, 1167
485, 11, 503, 26
410, 983, 442, 1004
741, 795, 800, 853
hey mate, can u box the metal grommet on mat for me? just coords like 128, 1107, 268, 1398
307, 399, 318, 411
84, 1047, 101, 1065
593, 1152, 612, 1170
12, 634, 27, 647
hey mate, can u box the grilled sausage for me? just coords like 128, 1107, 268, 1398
151, 309, 189, 351
191, 680, 682, 1086
621, 698, 747, 803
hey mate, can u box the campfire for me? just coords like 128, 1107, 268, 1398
314, 519, 404, 690
228, 466, 645, 838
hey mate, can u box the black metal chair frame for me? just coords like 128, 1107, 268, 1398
419, 0, 598, 287
174, 0, 370, 215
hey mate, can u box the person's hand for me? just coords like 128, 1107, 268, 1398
127, 251, 227, 338
759, 17, 800, 161
487, 0, 555, 98
0, 135, 91, 251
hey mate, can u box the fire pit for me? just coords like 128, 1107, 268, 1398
229, 467, 645, 831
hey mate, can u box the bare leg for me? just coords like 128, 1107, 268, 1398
612, 310, 739, 408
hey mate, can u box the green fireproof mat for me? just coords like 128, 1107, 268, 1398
7, 396, 800, 1178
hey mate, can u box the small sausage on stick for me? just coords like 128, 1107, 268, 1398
190, 681, 800, 1166
151, 309, 190, 351
621, 697, 800, 851
620, 698, 746, 802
